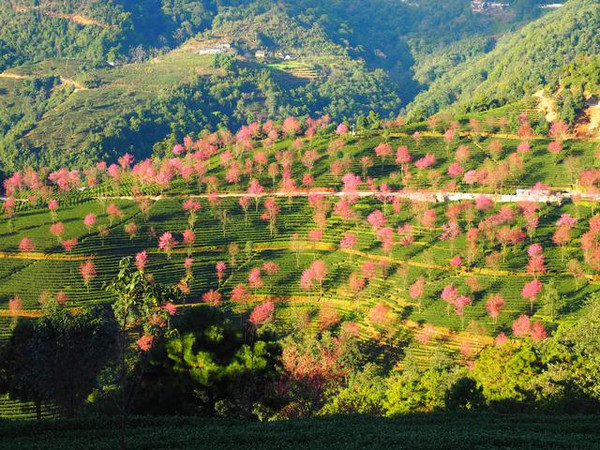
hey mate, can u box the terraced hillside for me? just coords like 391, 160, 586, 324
3, 116, 600, 418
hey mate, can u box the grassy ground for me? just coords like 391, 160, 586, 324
1, 413, 599, 449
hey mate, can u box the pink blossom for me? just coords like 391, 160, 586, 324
463, 170, 479, 185
395, 146, 411, 164
49, 222, 65, 240
262, 261, 280, 275
158, 232, 178, 254
216, 261, 227, 279
230, 284, 249, 304
182, 198, 202, 212
441, 285, 458, 303
79, 260, 96, 285
249, 301, 275, 326
369, 303, 391, 326
512, 314, 532, 337
308, 229, 323, 242
548, 140, 563, 156
106, 203, 123, 220
521, 279, 542, 301
310, 260, 328, 284
164, 302, 177, 315
137, 335, 154, 351
248, 267, 264, 289
343, 321, 360, 337
300, 269, 315, 291
528, 244, 543, 257
56, 291, 68, 305
348, 272, 366, 294
136, 251, 148, 272
48, 199, 59, 211
531, 321, 548, 341
107, 164, 120, 180
455, 145, 470, 162
374, 142, 393, 159
517, 141, 531, 154
447, 162, 463, 178
486, 294, 505, 320
555, 214, 577, 228
302, 172, 315, 187
367, 209, 387, 229
62, 238, 78, 252
335, 123, 349, 135
449, 255, 462, 267
495, 332, 508, 346
8, 296, 23, 316
409, 276, 425, 300
18, 238, 35, 253
202, 290, 222, 306
124, 222, 138, 238
339, 233, 358, 250
414, 154, 436, 170
361, 260, 378, 281
421, 209, 437, 228
183, 229, 195, 246
475, 195, 493, 210
84, 214, 97, 230
454, 295, 472, 315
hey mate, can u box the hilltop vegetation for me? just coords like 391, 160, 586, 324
407, 0, 600, 120
0, 0, 218, 68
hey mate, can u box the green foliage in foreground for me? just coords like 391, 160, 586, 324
1, 413, 599, 450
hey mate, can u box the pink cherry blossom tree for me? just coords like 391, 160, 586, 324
79, 259, 96, 291
485, 294, 505, 330
522, 279, 542, 314
135, 251, 148, 272
216, 261, 227, 286
158, 232, 178, 259
409, 276, 426, 313
512, 314, 531, 337
49, 222, 65, 243
18, 237, 35, 253
249, 301, 275, 327
84, 213, 97, 233
182, 198, 202, 229
48, 199, 59, 223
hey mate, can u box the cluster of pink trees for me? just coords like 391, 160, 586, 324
2, 112, 587, 356
300, 260, 328, 297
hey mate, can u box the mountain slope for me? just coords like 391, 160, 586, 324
0, 6, 403, 175
406, 0, 600, 121
0, 0, 217, 69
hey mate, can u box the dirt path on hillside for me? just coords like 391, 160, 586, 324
0, 72, 88, 92
11, 5, 110, 28
533, 89, 558, 123
0, 252, 92, 261
0, 73, 29, 80
44, 11, 110, 27
59, 76, 87, 92
68, 188, 576, 204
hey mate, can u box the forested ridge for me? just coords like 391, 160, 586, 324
0, 1, 597, 177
